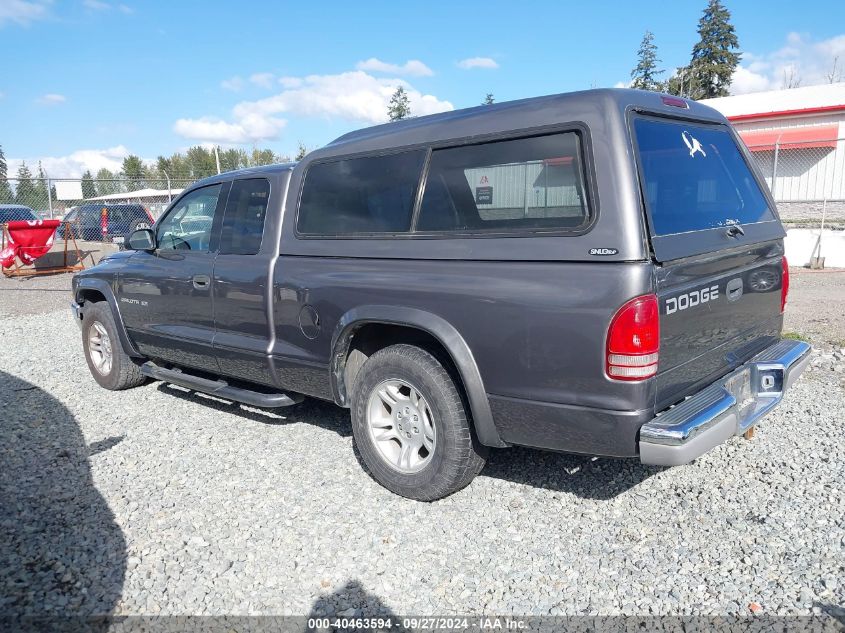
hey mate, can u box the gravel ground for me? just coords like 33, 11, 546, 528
0, 274, 843, 618
783, 270, 845, 346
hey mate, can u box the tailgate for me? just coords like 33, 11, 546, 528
654, 243, 785, 410
631, 114, 787, 409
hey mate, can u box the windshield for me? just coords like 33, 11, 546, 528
634, 117, 774, 236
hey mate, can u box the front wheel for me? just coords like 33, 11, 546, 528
82, 302, 145, 390
350, 344, 487, 501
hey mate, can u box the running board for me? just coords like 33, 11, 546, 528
141, 362, 303, 408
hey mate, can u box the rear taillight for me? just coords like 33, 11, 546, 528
781, 256, 790, 313
606, 294, 660, 381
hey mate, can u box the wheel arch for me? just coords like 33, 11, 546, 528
330, 306, 506, 448
75, 278, 143, 358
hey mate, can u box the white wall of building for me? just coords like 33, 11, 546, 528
734, 115, 845, 202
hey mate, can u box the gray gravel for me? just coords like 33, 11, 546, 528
783, 269, 845, 346
1, 304, 843, 617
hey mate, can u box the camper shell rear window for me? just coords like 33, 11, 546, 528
634, 117, 774, 236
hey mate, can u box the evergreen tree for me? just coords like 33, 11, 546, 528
15, 162, 36, 207
630, 31, 664, 91
220, 148, 249, 172
122, 155, 145, 187
388, 86, 411, 121
95, 168, 118, 195
33, 162, 49, 206
664, 67, 687, 97
687, 0, 740, 99
185, 146, 217, 178
482, 93, 495, 105
0, 144, 14, 203
250, 148, 276, 166
295, 142, 308, 161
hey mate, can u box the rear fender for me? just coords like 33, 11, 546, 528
330, 305, 506, 448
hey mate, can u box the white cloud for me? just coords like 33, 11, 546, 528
7, 145, 137, 178
232, 71, 452, 123
176, 70, 453, 144
173, 114, 287, 144
279, 76, 303, 88
249, 72, 275, 89
0, 0, 49, 27
730, 32, 845, 94
356, 58, 434, 77
457, 57, 499, 70
118, 4, 133, 13
221, 76, 244, 92
36, 93, 66, 105
613, 81, 630, 89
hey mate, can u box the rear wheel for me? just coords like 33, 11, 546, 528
82, 302, 145, 390
350, 344, 487, 501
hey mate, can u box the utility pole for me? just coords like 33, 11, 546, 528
214, 146, 221, 175
162, 170, 172, 203
46, 172, 53, 219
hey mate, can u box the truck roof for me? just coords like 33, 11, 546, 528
191, 162, 297, 189
317, 88, 726, 159
191, 88, 726, 187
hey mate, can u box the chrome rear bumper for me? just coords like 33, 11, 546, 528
639, 339, 812, 466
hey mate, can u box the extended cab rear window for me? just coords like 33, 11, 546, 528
634, 117, 774, 236
417, 132, 590, 233
297, 150, 426, 235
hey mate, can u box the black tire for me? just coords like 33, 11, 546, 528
81, 302, 146, 391
350, 344, 488, 501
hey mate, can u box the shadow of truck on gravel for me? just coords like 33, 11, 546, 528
480, 446, 665, 500
159, 381, 660, 500
0, 370, 126, 617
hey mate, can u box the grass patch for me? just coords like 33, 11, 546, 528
782, 331, 810, 342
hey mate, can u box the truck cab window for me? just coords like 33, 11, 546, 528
219, 178, 271, 255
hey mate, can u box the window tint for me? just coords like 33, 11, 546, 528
107, 207, 127, 222
634, 118, 774, 236
417, 133, 590, 232
156, 184, 222, 252
219, 178, 270, 255
298, 150, 425, 235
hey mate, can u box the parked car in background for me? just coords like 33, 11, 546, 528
61, 204, 154, 242
0, 204, 38, 224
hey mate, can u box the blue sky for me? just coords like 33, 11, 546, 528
1, 0, 844, 177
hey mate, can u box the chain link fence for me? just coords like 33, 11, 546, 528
1, 177, 195, 243
745, 137, 845, 227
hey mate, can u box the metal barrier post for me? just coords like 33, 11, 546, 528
46, 176, 53, 219
771, 140, 780, 199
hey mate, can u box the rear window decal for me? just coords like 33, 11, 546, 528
682, 131, 707, 158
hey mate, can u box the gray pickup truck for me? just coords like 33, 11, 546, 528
71, 89, 810, 500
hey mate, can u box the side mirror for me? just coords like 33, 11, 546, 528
127, 228, 155, 251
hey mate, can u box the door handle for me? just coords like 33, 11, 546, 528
192, 274, 211, 290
